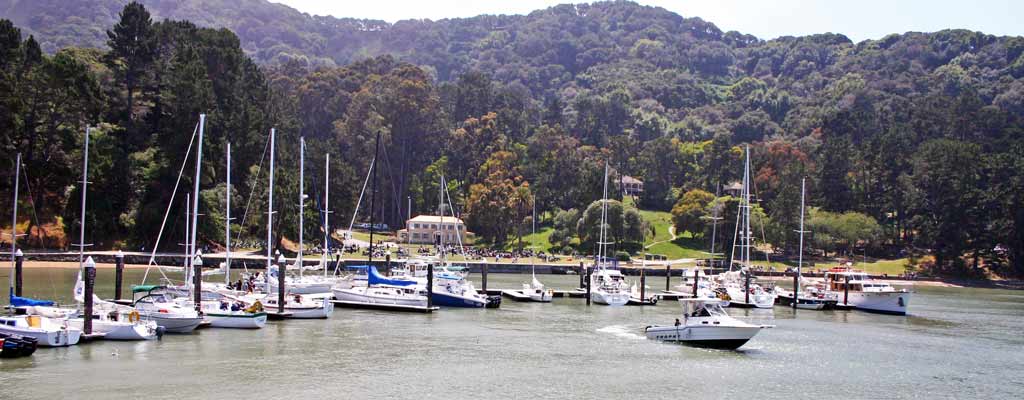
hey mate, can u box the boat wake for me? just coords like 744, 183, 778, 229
596, 325, 646, 340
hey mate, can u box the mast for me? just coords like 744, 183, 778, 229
323, 153, 331, 278
188, 114, 205, 306
439, 174, 445, 256
368, 132, 380, 266
8, 153, 21, 302
796, 177, 807, 308
266, 128, 275, 294
531, 201, 536, 280
225, 142, 232, 285
597, 163, 610, 269
298, 136, 305, 278
77, 127, 91, 276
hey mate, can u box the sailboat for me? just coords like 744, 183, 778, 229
0, 154, 82, 347
261, 131, 333, 319
509, 204, 552, 302
715, 145, 776, 309
331, 132, 429, 309
774, 178, 837, 310
589, 163, 630, 306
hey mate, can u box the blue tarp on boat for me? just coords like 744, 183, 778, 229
367, 266, 416, 287
9, 289, 55, 307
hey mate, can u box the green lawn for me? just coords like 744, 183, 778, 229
502, 226, 559, 253
856, 258, 914, 276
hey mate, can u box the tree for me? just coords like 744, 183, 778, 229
671, 189, 714, 237
464, 151, 532, 244
576, 199, 646, 253
106, 1, 156, 122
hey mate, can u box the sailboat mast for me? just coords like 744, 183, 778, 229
439, 174, 445, 254
597, 163, 609, 267
8, 153, 20, 301
78, 127, 91, 275
797, 177, 806, 301
742, 145, 751, 268
188, 114, 205, 304
266, 128, 275, 293
531, 201, 536, 278
368, 132, 380, 265
225, 142, 231, 285
298, 136, 305, 278
323, 153, 330, 278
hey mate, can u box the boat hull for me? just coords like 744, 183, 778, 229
0, 325, 81, 347
140, 314, 203, 333
67, 319, 159, 341
431, 291, 485, 308
332, 288, 426, 307
591, 290, 629, 306
205, 312, 268, 329
845, 291, 911, 315
645, 325, 762, 350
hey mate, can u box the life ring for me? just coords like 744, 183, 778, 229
129, 310, 140, 323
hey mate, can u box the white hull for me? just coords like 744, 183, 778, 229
528, 290, 553, 302
332, 287, 427, 307
0, 324, 81, 347
645, 325, 762, 349
725, 286, 776, 309
205, 313, 268, 329
67, 319, 159, 341
139, 314, 203, 333
844, 291, 911, 315
591, 290, 629, 306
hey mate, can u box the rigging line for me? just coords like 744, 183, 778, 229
750, 174, 771, 267
18, 158, 45, 247
234, 133, 271, 246
378, 144, 402, 225
142, 121, 199, 284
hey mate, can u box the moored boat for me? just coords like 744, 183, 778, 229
825, 265, 911, 315
0, 315, 81, 347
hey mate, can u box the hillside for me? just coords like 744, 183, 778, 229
2, 1, 1024, 279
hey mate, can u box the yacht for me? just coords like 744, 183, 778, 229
825, 265, 911, 315
590, 267, 631, 306
645, 298, 771, 350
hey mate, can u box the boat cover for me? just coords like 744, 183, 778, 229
367, 266, 416, 287
9, 290, 55, 307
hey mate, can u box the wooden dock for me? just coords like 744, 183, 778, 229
330, 300, 439, 313
501, 290, 532, 302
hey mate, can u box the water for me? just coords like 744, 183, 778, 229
2, 267, 1023, 399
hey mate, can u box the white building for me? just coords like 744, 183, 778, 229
397, 215, 468, 245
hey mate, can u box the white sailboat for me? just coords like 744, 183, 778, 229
774, 178, 837, 310
717, 145, 776, 309
589, 163, 629, 306
1, 153, 82, 347
521, 204, 553, 302
645, 298, 771, 350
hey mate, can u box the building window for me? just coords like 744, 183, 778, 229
431, 224, 437, 230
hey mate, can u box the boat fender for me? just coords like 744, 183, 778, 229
128, 310, 140, 323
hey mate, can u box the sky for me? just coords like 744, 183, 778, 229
272, 0, 1023, 42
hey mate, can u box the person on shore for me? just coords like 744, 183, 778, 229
674, 318, 681, 326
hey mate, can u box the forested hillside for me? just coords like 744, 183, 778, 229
3, 1, 1024, 278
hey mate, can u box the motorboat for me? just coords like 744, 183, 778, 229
824, 265, 911, 315
428, 272, 500, 308
645, 298, 771, 350
195, 294, 267, 329
774, 278, 838, 310
130, 285, 204, 333
0, 332, 38, 358
0, 314, 81, 347
259, 292, 334, 319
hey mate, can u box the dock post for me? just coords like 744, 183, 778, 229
792, 271, 798, 309
585, 266, 591, 306
640, 266, 646, 303
664, 264, 670, 292
114, 250, 124, 301
744, 272, 750, 305
578, 262, 584, 288
278, 253, 286, 314
427, 263, 434, 308
482, 263, 488, 293
193, 253, 203, 311
83, 257, 96, 335
385, 252, 391, 276
14, 249, 23, 297
844, 274, 850, 306
693, 268, 698, 297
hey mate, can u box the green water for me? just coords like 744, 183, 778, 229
1, 268, 1023, 399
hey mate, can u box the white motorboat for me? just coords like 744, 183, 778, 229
825, 265, 911, 315
0, 315, 82, 347
260, 292, 335, 319
645, 299, 771, 350
130, 285, 204, 333
196, 296, 267, 329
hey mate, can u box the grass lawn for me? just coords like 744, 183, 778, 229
855, 258, 914, 275
502, 226, 559, 253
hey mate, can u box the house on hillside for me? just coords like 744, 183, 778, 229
397, 215, 468, 245
621, 175, 644, 195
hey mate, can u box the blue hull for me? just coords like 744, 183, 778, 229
431, 292, 486, 308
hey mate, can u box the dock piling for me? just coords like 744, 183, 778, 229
83, 257, 95, 335
744, 272, 750, 305
792, 272, 798, 309
578, 262, 584, 288
114, 250, 124, 301
640, 266, 646, 303
14, 249, 23, 297
693, 268, 698, 297
844, 274, 850, 306
482, 263, 488, 292
585, 266, 591, 306
427, 263, 434, 309
664, 264, 669, 292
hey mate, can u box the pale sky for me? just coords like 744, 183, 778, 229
273, 0, 1023, 42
